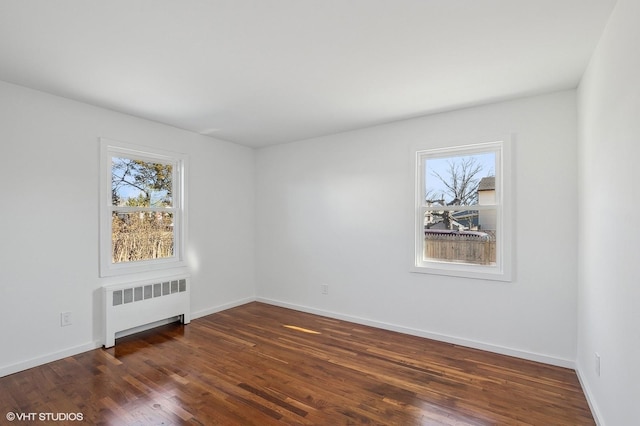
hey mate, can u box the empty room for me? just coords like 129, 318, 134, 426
0, 1, 637, 425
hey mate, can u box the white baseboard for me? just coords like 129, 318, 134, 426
0, 340, 102, 378
191, 296, 256, 320
0, 296, 576, 381
256, 297, 576, 369
575, 366, 603, 425
0, 296, 255, 378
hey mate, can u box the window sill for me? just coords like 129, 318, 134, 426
100, 258, 187, 278
410, 262, 512, 282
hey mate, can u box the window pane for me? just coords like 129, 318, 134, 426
423, 209, 496, 265
111, 157, 173, 207
111, 211, 174, 263
425, 152, 495, 207
414, 140, 511, 280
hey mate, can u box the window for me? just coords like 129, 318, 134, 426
413, 140, 512, 281
100, 138, 187, 277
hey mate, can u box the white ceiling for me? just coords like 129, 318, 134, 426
0, 1, 616, 148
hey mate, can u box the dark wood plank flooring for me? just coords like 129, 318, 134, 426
0, 302, 594, 425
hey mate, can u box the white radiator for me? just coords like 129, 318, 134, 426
103, 275, 191, 348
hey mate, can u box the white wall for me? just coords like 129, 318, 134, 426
0, 81, 255, 376
4, 21, 635, 418
577, 0, 640, 424
255, 91, 579, 365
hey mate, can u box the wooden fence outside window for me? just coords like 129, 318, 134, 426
424, 230, 496, 265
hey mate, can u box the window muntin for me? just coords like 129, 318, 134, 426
100, 139, 187, 277
413, 140, 512, 281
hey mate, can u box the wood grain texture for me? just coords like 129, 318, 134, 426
0, 302, 594, 425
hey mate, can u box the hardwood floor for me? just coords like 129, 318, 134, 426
0, 302, 593, 425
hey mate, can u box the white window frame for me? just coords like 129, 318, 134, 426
411, 139, 513, 281
99, 138, 188, 277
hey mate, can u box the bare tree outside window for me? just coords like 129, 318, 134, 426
428, 156, 484, 207
414, 140, 512, 280
111, 158, 175, 263
423, 153, 496, 265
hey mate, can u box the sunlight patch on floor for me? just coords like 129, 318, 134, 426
283, 325, 321, 334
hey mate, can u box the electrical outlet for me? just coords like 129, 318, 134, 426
321, 284, 329, 295
595, 352, 601, 377
60, 312, 72, 327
